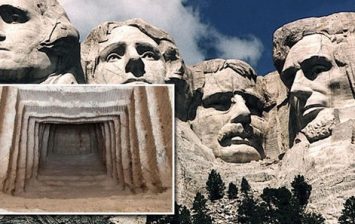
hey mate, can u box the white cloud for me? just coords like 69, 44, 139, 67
59, 0, 263, 66
215, 33, 264, 66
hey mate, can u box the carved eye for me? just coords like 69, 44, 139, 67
11, 14, 21, 23
242, 93, 263, 116
203, 92, 233, 111
136, 43, 160, 60
301, 56, 332, 80
0, 6, 29, 24
163, 48, 179, 61
308, 64, 329, 79
141, 51, 157, 59
106, 53, 121, 62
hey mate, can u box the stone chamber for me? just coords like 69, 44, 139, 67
0, 85, 173, 213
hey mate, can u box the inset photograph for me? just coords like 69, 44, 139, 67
0, 85, 174, 214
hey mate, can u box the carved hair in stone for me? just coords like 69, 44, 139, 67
0, 0, 84, 84
81, 18, 189, 85
273, 12, 355, 144
188, 59, 265, 163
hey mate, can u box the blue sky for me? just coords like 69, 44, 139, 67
185, 0, 355, 74
61, 0, 355, 75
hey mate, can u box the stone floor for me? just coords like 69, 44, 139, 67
23, 153, 120, 199
0, 152, 172, 213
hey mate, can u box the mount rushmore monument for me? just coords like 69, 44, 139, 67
0, 0, 354, 222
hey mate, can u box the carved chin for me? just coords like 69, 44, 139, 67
218, 145, 261, 163
301, 108, 339, 143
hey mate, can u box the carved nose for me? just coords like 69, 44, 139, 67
229, 97, 251, 124
230, 108, 251, 124
125, 58, 145, 77
290, 71, 312, 100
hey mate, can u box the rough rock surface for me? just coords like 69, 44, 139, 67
0, 86, 173, 213
175, 119, 279, 207
0, 2, 354, 223
278, 121, 355, 222
0, 0, 84, 84
256, 71, 289, 158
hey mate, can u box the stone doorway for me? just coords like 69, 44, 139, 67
24, 123, 119, 199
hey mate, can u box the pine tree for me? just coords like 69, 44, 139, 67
291, 175, 312, 207
241, 177, 251, 195
261, 186, 298, 224
301, 212, 325, 224
258, 177, 322, 224
227, 182, 238, 199
192, 192, 213, 224
179, 205, 192, 224
339, 196, 355, 224
146, 202, 192, 224
237, 194, 267, 224
146, 215, 165, 224
206, 169, 225, 201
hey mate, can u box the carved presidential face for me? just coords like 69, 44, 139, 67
281, 34, 353, 141
190, 68, 265, 163
94, 25, 166, 84
0, 0, 57, 83
161, 41, 185, 81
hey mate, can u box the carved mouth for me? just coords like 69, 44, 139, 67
218, 124, 254, 147
0, 48, 9, 51
122, 79, 151, 84
231, 136, 251, 145
302, 104, 325, 122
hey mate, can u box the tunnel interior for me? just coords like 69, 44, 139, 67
39, 123, 106, 177
0, 86, 173, 202
21, 121, 120, 199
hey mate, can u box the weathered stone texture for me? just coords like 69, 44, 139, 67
0, 86, 173, 212
256, 71, 289, 158
0, 3, 354, 222
0, 0, 84, 84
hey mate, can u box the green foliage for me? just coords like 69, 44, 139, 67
301, 212, 326, 224
291, 175, 312, 207
261, 187, 300, 224
44, 216, 111, 224
179, 205, 192, 224
192, 192, 213, 224
227, 182, 238, 199
206, 169, 225, 201
192, 192, 207, 211
339, 196, 355, 224
0, 215, 112, 224
237, 195, 268, 224
146, 215, 163, 224
261, 186, 292, 209
146, 202, 192, 224
241, 177, 251, 195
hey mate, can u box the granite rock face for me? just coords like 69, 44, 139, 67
81, 19, 189, 86
175, 12, 355, 223
0, 0, 84, 84
0, 1, 354, 222
188, 59, 266, 164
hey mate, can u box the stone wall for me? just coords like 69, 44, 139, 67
0, 86, 173, 196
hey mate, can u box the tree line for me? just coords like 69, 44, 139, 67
147, 169, 355, 224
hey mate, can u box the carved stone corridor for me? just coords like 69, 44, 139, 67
0, 85, 173, 213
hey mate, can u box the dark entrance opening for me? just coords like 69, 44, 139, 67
24, 123, 119, 199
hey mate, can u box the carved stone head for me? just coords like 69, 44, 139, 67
0, 0, 83, 84
189, 59, 265, 163
81, 19, 188, 85
273, 12, 355, 143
